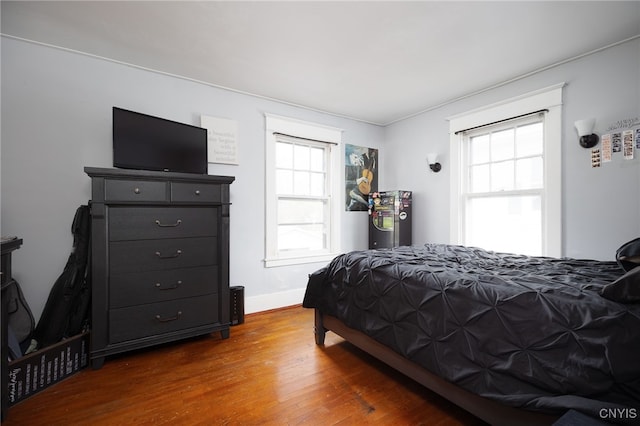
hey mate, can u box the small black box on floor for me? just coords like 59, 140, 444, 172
230, 286, 244, 325
6, 332, 89, 406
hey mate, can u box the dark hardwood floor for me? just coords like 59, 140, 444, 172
3, 306, 486, 425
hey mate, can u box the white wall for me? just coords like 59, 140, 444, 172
0, 37, 386, 320
3, 36, 639, 323
385, 37, 640, 261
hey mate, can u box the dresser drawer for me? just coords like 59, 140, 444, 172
110, 266, 218, 308
109, 206, 217, 241
105, 179, 168, 202
171, 182, 221, 203
109, 294, 219, 344
110, 237, 217, 274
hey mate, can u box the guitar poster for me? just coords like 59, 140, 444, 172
345, 144, 378, 211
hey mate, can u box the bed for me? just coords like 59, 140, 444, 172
302, 242, 640, 425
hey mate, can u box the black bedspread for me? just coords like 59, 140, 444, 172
303, 244, 640, 419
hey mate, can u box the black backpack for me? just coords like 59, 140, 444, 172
32, 205, 91, 349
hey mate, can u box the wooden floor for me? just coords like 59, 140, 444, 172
4, 306, 486, 425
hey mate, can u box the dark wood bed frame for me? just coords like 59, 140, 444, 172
314, 309, 560, 426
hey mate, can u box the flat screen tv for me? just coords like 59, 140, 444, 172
113, 107, 208, 174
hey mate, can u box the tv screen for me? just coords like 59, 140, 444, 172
113, 107, 208, 174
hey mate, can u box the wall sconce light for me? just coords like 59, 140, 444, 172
427, 153, 441, 173
574, 118, 599, 148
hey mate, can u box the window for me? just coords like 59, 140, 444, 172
265, 114, 342, 267
274, 135, 330, 252
463, 116, 544, 255
449, 84, 564, 257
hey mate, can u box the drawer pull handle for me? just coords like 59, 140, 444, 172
195, 190, 201, 196
155, 219, 182, 227
155, 311, 182, 322
155, 249, 182, 259
155, 280, 182, 290
134, 187, 141, 194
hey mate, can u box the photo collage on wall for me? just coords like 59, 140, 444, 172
591, 120, 640, 168
345, 144, 378, 211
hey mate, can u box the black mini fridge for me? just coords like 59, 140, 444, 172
368, 190, 412, 249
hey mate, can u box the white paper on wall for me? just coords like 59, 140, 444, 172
201, 115, 239, 165
612, 132, 622, 153
591, 148, 601, 168
601, 134, 612, 162
623, 129, 634, 160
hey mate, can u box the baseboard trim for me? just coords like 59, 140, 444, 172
244, 287, 306, 314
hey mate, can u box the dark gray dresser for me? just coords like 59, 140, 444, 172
84, 167, 234, 369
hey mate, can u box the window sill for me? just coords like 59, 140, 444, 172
264, 253, 339, 268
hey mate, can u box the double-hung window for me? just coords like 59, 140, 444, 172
265, 114, 342, 267
449, 84, 564, 257
463, 115, 545, 256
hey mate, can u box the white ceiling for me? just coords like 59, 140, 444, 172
2, 1, 639, 125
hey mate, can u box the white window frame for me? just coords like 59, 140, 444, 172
265, 113, 342, 267
448, 83, 564, 257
